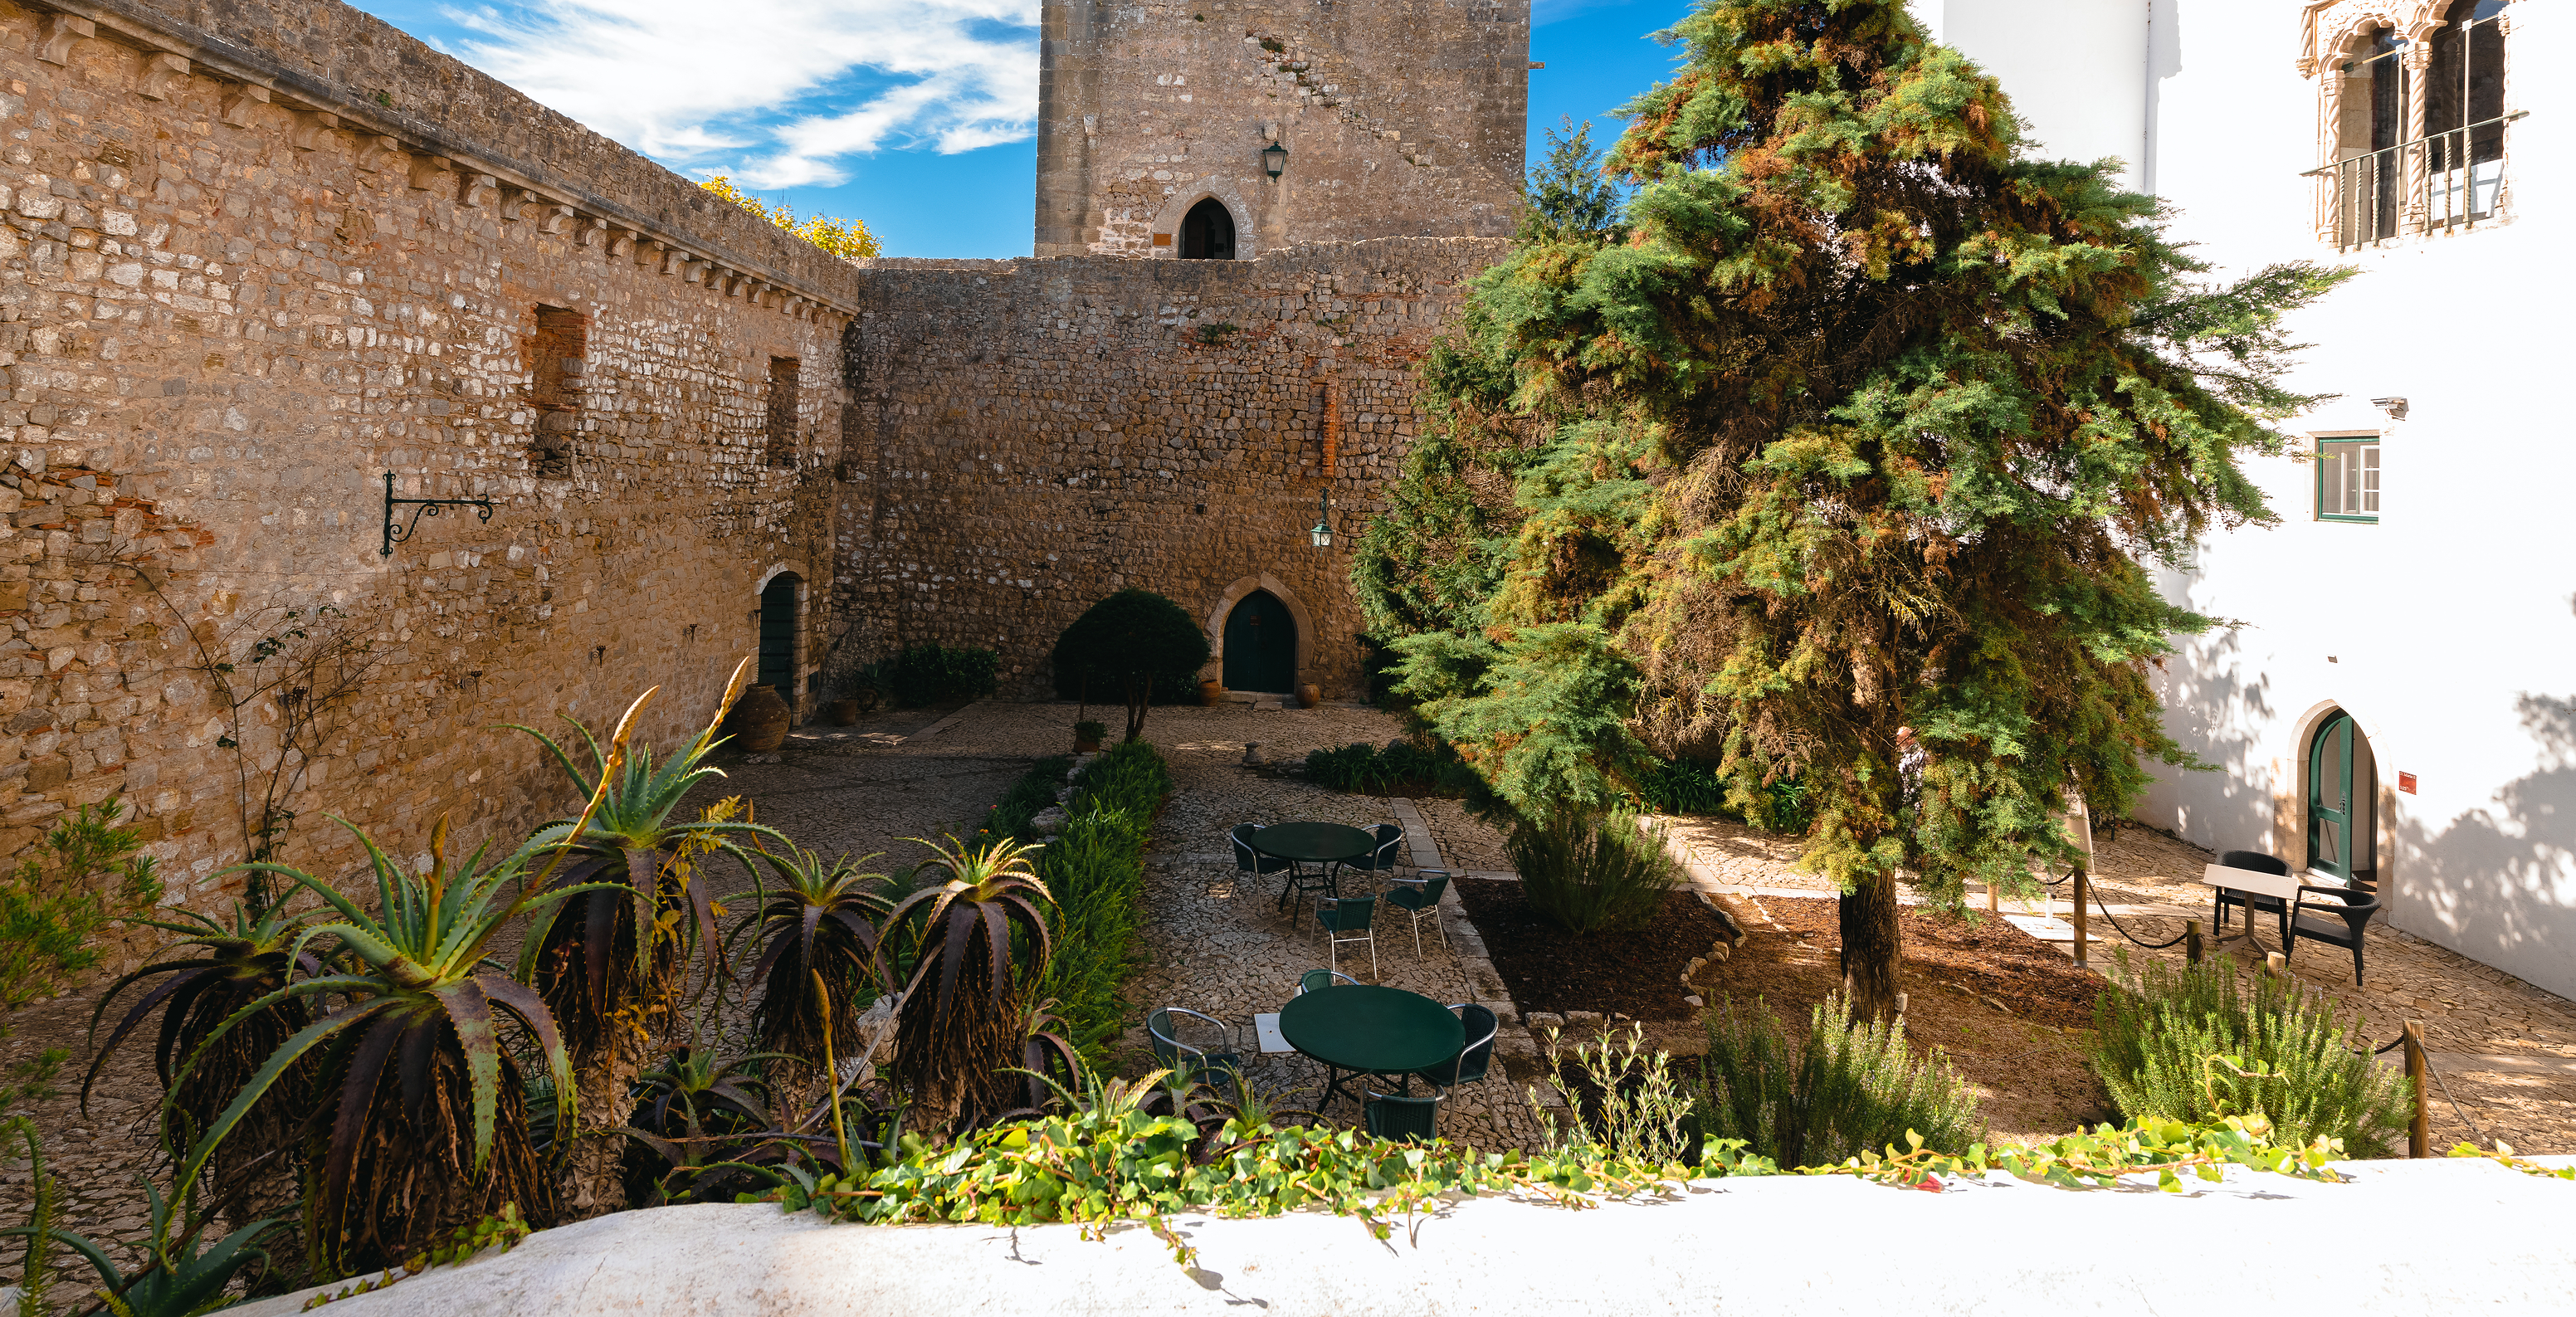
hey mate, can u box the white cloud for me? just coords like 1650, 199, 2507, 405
442, 0, 1038, 184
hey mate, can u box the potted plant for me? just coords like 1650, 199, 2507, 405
1073, 719, 1107, 754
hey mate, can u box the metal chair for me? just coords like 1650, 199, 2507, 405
1383, 870, 1451, 957
1411, 1002, 1498, 1100
2286, 885, 2382, 986
1344, 823, 1407, 883
1295, 968, 1359, 995
2214, 849, 2293, 948
1146, 1007, 1242, 1089
1240, 822, 1331, 921
1315, 894, 1378, 981
1362, 1088, 1444, 1142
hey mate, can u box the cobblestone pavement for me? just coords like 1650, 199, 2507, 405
1115, 704, 1549, 1154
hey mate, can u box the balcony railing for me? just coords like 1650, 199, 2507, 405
2302, 112, 2527, 251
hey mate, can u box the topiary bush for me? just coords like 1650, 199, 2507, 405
1695, 994, 1984, 1168
1050, 589, 1210, 742
2087, 950, 2412, 1158
1504, 808, 1681, 935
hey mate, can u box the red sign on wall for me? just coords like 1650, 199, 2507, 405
2398, 772, 2417, 794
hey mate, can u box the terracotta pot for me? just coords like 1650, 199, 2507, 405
1198, 679, 1223, 707
1074, 735, 1103, 754
1298, 683, 1322, 710
729, 684, 792, 753
827, 698, 861, 725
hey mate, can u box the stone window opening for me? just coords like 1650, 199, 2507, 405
765, 356, 800, 468
529, 305, 586, 479
2312, 2, 2516, 249
1180, 198, 1236, 260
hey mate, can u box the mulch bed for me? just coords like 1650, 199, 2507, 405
1754, 897, 2104, 1030
1453, 880, 1732, 1019
1699, 895, 2116, 1138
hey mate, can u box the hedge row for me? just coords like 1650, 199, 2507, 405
981, 742, 1173, 1066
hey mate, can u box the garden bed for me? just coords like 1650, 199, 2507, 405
1452, 879, 1733, 1020
1698, 895, 2115, 1141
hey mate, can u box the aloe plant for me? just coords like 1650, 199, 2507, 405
505, 661, 791, 1209
619, 1046, 856, 1206
736, 846, 895, 1081
179, 815, 605, 1276
0, 1124, 282, 1317
886, 834, 1055, 1127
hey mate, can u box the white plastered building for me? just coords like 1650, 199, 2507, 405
1918, 1, 2574, 1000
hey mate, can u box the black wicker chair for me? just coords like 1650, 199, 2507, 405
2286, 885, 2381, 986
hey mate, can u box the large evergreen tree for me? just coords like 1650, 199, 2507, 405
1356, 0, 2349, 1019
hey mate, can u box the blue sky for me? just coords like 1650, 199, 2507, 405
347, 0, 1695, 257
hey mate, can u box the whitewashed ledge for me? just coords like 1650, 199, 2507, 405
223, 1158, 2576, 1316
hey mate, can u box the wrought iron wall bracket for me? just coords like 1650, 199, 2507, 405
380, 471, 495, 557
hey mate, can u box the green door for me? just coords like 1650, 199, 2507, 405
759, 578, 799, 705
2307, 711, 2354, 882
1222, 591, 1295, 693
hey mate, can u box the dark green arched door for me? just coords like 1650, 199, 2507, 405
2308, 711, 2355, 882
759, 576, 799, 705
1222, 591, 1295, 693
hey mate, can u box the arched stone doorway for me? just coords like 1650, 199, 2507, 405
759, 573, 802, 709
1181, 198, 1236, 260
2305, 708, 2378, 887
1221, 590, 1295, 693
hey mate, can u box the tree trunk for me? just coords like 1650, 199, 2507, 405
1837, 871, 1903, 1022
1123, 675, 1148, 742
559, 1025, 644, 1219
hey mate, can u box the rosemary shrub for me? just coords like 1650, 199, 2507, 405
1697, 994, 1984, 1168
2087, 949, 2411, 1158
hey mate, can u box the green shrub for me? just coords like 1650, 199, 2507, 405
866, 643, 999, 707
1696, 994, 1984, 1168
978, 756, 1074, 844
1303, 739, 1477, 797
1504, 809, 1680, 935
1008, 741, 1172, 1064
2087, 950, 2411, 1158
1050, 589, 1210, 741
1630, 759, 1812, 834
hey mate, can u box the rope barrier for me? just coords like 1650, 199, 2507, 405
2059, 866, 2191, 950
2427, 1051, 2487, 1145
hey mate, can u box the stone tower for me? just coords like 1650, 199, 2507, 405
1034, 0, 1532, 257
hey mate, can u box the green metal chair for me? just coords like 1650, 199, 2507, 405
1146, 1007, 1242, 1089
1383, 870, 1451, 957
1363, 1089, 1444, 1142
1315, 894, 1378, 981
1411, 1002, 1498, 1100
1295, 968, 1359, 995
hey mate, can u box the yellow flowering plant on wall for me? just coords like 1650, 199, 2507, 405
699, 176, 883, 260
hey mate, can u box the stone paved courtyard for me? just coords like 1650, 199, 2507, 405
9, 697, 2576, 1283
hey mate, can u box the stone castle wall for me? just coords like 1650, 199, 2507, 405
1035, 0, 1529, 257
837, 237, 1505, 701
0, 0, 863, 929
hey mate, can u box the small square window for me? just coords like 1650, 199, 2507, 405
2317, 437, 2379, 522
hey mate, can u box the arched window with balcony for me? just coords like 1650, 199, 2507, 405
2311, 2, 2515, 249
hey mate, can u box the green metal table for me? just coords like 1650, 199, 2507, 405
1252, 822, 1377, 911
1276, 984, 1463, 1112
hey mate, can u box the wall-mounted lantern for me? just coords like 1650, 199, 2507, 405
1262, 139, 1289, 178
1310, 490, 1333, 549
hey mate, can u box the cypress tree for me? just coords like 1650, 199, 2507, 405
1356, 0, 2350, 1019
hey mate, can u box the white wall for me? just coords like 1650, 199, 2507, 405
1925, 1, 2576, 1000
1915, 0, 2151, 190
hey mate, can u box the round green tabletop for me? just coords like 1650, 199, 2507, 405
1251, 822, 1376, 865
1276, 985, 1464, 1076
